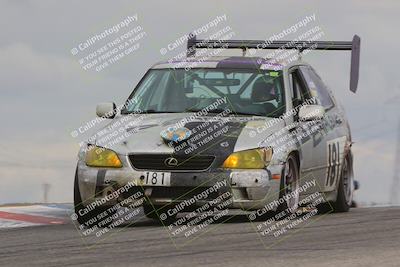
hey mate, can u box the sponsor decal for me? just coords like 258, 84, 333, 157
161, 127, 191, 143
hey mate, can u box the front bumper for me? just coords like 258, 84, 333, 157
76, 154, 283, 211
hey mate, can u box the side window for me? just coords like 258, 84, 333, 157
300, 66, 334, 109
289, 69, 311, 109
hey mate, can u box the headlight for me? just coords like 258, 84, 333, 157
85, 146, 122, 168
222, 148, 272, 169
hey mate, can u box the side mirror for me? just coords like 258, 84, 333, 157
298, 105, 325, 121
96, 102, 116, 119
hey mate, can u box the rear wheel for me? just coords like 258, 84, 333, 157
332, 155, 353, 212
318, 155, 353, 213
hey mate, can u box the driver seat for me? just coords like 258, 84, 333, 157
248, 77, 277, 116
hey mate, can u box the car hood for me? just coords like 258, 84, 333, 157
93, 113, 285, 155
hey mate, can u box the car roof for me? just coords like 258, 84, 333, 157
151, 56, 297, 70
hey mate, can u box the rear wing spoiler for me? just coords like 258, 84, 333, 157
186, 34, 361, 93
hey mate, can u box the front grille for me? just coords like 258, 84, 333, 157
129, 154, 215, 171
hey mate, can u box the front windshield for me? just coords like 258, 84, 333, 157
122, 68, 285, 117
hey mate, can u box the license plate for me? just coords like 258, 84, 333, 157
140, 171, 171, 186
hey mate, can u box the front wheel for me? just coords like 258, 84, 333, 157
278, 154, 300, 214
73, 169, 115, 227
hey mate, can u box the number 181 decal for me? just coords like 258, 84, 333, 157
325, 136, 346, 189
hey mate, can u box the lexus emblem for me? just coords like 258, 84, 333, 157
164, 157, 178, 167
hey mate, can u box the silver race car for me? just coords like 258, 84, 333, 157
74, 35, 361, 225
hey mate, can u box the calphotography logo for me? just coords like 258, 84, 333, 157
160, 127, 192, 143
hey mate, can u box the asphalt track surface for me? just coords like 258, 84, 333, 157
0, 206, 399, 267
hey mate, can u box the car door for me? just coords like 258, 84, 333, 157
288, 67, 320, 193
299, 66, 346, 192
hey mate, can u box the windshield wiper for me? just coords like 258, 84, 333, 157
187, 108, 263, 117
186, 108, 229, 115
231, 111, 264, 116
122, 109, 182, 114
143, 110, 182, 113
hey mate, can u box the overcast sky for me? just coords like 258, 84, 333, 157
0, 0, 399, 205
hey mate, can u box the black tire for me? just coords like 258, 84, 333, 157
73, 168, 115, 227
331, 155, 353, 212
278, 154, 300, 214
143, 204, 177, 225
317, 155, 353, 213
